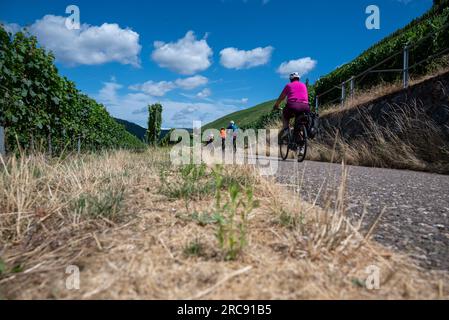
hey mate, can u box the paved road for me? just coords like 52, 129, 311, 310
258, 157, 449, 271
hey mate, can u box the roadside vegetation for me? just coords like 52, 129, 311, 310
308, 108, 449, 174
0, 24, 145, 154
1, 149, 447, 299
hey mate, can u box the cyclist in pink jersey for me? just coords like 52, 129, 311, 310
273, 72, 310, 130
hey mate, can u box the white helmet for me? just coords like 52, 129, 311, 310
230, 121, 235, 125
289, 72, 301, 81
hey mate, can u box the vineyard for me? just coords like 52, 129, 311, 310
315, 1, 449, 106
0, 25, 145, 154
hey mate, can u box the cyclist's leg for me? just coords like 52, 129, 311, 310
292, 112, 302, 144
282, 107, 295, 131
297, 113, 306, 146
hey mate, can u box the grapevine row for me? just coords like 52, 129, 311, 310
0, 25, 145, 153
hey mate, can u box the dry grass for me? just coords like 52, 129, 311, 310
308, 100, 449, 173
0, 150, 448, 299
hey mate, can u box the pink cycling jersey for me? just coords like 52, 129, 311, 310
281, 81, 309, 104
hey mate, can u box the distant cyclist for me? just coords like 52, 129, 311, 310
205, 133, 215, 146
220, 127, 226, 151
273, 72, 310, 131
227, 121, 239, 152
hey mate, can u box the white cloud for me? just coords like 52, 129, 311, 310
96, 81, 241, 129
220, 46, 274, 69
164, 101, 239, 128
277, 57, 317, 78
95, 82, 152, 127
197, 88, 212, 99
129, 81, 175, 97
10, 15, 142, 67
222, 97, 249, 104
151, 31, 213, 75
129, 75, 209, 98
175, 75, 209, 90
98, 82, 123, 105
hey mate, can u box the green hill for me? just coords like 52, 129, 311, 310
113, 119, 179, 142
203, 100, 275, 130
114, 118, 147, 141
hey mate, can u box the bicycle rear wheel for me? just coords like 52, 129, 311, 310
279, 129, 290, 161
297, 126, 308, 163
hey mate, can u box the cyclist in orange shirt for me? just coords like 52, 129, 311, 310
220, 127, 227, 151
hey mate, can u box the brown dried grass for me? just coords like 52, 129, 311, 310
308, 101, 449, 173
0, 150, 447, 299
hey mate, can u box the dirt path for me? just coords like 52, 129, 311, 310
271, 158, 449, 271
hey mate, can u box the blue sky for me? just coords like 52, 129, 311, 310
0, 0, 433, 128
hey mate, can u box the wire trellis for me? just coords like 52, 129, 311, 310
315, 22, 449, 111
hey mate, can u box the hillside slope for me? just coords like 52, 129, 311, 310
203, 100, 275, 130
315, 2, 449, 106
114, 118, 146, 141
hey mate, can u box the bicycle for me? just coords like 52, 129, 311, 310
278, 112, 309, 163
